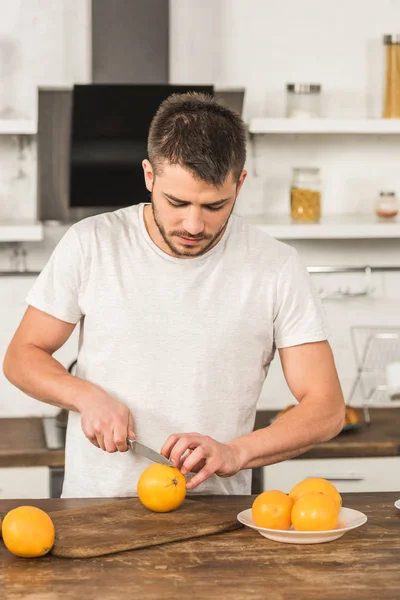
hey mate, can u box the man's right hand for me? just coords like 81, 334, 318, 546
79, 390, 135, 453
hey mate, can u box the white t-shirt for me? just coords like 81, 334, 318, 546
26, 203, 329, 498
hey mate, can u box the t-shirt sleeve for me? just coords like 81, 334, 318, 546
25, 225, 85, 324
273, 252, 329, 349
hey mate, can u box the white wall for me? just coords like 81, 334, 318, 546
171, 0, 400, 217
0, 0, 400, 416
0, 0, 91, 221
170, 0, 400, 412
0, 0, 89, 415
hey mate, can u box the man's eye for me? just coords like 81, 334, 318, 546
168, 201, 186, 208
206, 205, 224, 212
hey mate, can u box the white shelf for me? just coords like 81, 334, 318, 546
246, 214, 400, 239
249, 118, 400, 135
0, 119, 37, 135
0, 221, 43, 242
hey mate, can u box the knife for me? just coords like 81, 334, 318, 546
127, 437, 174, 467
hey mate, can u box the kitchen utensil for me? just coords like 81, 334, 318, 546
237, 506, 367, 545
49, 497, 243, 558
127, 437, 173, 466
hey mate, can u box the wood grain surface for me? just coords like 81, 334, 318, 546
0, 494, 400, 599
255, 408, 400, 458
1, 408, 400, 470
49, 497, 242, 558
0, 417, 64, 467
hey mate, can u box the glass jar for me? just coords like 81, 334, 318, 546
383, 35, 400, 118
290, 168, 322, 223
286, 84, 322, 119
375, 191, 399, 219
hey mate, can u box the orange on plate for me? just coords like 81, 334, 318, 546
291, 491, 339, 531
137, 463, 186, 512
2, 506, 55, 558
252, 490, 294, 530
289, 478, 342, 511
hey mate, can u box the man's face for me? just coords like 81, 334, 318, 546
142, 161, 247, 258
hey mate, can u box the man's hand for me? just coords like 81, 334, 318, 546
160, 433, 244, 490
79, 389, 135, 453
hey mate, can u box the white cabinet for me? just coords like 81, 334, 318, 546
262, 457, 400, 493
0, 467, 50, 499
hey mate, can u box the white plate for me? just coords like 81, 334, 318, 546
394, 499, 400, 510
237, 507, 367, 544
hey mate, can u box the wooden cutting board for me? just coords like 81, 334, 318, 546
49, 497, 243, 558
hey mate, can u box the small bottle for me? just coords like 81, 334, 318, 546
375, 191, 399, 219
290, 167, 322, 223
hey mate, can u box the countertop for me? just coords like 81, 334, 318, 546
1, 408, 400, 470
255, 408, 400, 459
0, 493, 399, 599
0, 417, 64, 468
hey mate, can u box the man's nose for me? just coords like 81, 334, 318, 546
183, 208, 205, 236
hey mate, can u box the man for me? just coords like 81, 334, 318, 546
3, 93, 345, 498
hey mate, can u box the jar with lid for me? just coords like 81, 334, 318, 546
383, 35, 400, 118
290, 168, 322, 223
375, 191, 399, 219
286, 84, 322, 119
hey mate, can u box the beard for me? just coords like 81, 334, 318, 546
150, 192, 235, 258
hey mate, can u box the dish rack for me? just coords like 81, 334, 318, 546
347, 326, 400, 424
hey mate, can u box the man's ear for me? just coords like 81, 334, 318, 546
142, 159, 154, 192
236, 169, 247, 196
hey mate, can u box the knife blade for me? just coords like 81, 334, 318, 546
127, 437, 174, 467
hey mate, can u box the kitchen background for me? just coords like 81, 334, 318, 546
0, 0, 400, 450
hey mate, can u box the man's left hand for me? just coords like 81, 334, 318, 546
160, 433, 244, 490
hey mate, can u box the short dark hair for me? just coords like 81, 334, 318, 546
147, 92, 247, 186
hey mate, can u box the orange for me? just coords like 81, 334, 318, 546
2, 506, 55, 558
137, 464, 186, 512
291, 492, 339, 531
289, 478, 342, 511
252, 490, 294, 530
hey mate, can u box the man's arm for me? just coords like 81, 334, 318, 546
230, 340, 346, 469
3, 306, 135, 452
161, 340, 345, 489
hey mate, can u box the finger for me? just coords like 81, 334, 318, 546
180, 446, 207, 475
127, 413, 135, 440
95, 432, 106, 451
176, 448, 193, 470
186, 463, 216, 490
169, 435, 203, 467
114, 423, 130, 452
81, 417, 100, 448
160, 433, 184, 458
84, 429, 100, 448
103, 429, 117, 453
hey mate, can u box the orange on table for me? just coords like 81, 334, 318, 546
291, 491, 339, 531
252, 490, 294, 530
289, 477, 342, 511
2, 506, 55, 558
137, 463, 186, 512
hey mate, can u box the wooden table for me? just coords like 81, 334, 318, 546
0, 493, 399, 599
